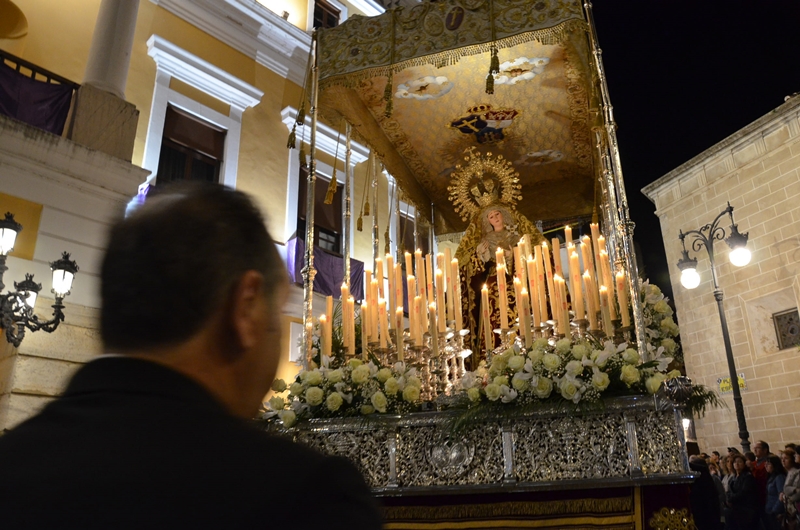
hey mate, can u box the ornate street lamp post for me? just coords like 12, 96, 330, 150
0, 212, 79, 348
676, 202, 751, 452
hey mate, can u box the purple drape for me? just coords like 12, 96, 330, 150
0, 62, 73, 135
287, 237, 364, 300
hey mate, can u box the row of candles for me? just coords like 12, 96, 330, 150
316, 222, 632, 359
478, 223, 632, 352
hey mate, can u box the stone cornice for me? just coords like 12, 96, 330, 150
146, 34, 263, 110
281, 106, 370, 164
642, 95, 800, 202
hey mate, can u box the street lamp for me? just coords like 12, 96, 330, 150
677, 201, 751, 452
0, 212, 79, 348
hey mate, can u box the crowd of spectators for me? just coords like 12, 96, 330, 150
690, 441, 800, 530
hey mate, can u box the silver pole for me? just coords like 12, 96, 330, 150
584, 1, 647, 359
372, 154, 379, 271
344, 122, 352, 289
301, 34, 319, 370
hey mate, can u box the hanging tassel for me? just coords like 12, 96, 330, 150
357, 215, 363, 232
299, 147, 307, 167
384, 228, 391, 255
296, 105, 306, 125
323, 169, 337, 205
490, 47, 500, 74
287, 123, 297, 149
364, 200, 370, 216
486, 73, 495, 95
384, 73, 394, 118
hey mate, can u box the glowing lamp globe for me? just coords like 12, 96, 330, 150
729, 246, 751, 267
680, 267, 701, 289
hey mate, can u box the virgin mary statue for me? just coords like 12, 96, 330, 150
448, 149, 543, 359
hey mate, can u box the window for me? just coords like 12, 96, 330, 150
313, 0, 340, 29
156, 105, 226, 184
399, 213, 430, 261
297, 165, 343, 255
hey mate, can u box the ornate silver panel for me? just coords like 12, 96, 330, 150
513, 414, 629, 482
634, 411, 685, 475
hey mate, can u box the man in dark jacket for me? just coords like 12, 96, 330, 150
725, 454, 759, 530
0, 184, 383, 529
690, 455, 722, 530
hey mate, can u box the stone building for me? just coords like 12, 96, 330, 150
643, 96, 800, 450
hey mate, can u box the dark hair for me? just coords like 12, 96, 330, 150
732, 454, 748, 468
712, 451, 720, 457
755, 440, 770, 453
744, 451, 756, 462
767, 455, 786, 476
786, 443, 797, 450
784, 448, 797, 467
101, 184, 284, 351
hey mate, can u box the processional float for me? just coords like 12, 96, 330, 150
281, 1, 702, 526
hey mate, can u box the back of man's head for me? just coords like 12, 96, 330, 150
101, 184, 283, 352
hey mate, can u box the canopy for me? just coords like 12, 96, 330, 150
317, 0, 599, 233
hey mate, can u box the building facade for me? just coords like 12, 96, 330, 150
643, 96, 800, 450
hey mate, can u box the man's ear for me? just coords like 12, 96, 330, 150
229, 270, 266, 352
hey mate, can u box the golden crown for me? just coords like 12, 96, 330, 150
447, 147, 522, 222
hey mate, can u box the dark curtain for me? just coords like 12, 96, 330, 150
287, 237, 364, 300
0, 62, 73, 135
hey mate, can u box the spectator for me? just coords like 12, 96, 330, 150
725, 454, 759, 530
753, 441, 769, 527
764, 455, 786, 530
712, 451, 721, 464
745, 451, 757, 472
709, 462, 727, 527
690, 455, 722, 530
0, 185, 383, 529
722, 455, 736, 494
780, 449, 799, 528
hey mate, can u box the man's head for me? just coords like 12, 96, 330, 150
754, 440, 769, 459
101, 184, 287, 415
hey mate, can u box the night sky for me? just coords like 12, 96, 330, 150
590, 1, 800, 300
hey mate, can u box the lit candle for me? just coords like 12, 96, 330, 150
407, 279, 416, 344
444, 248, 453, 322
568, 250, 584, 320
319, 314, 329, 358
435, 269, 446, 333
495, 247, 506, 270
551, 237, 563, 278
429, 303, 439, 357
599, 285, 613, 334
542, 242, 555, 314
425, 254, 434, 305
564, 225, 572, 245
379, 298, 388, 348
375, 257, 384, 300
415, 250, 425, 299
513, 276, 522, 320
415, 296, 425, 346
580, 238, 600, 310
360, 302, 368, 357
534, 245, 548, 323
341, 282, 349, 303
520, 287, 532, 348
386, 255, 394, 325
404, 251, 413, 277
394, 264, 403, 317
395, 307, 405, 359
559, 276, 569, 332
370, 279, 379, 341
326, 295, 333, 327
481, 284, 492, 352
590, 223, 602, 272
526, 255, 541, 326
407, 275, 416, 313
616, 270, 631, 327
583, 271, 599, 330
451, 258, 462, 330
552, 275, 563, 334
497, 263, 509, 330
513, 246, 523, 280
599, 249, 618, 320
365, 268, 373, 309
347, 296, 355, 355
437, 252, 445, 276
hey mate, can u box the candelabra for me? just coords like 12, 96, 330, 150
0, 213, 79, 348
676, 202, 751, 452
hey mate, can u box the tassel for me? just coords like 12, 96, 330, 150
299, 147, 307, 167
287, 124, 297, 149
323, 170, 338, 205
490, 47, 500, 74
364, 201, 370, 216
384, 228, 391, 255
384, 73, 394, 118
486, 73, 495, 95
357, 215, 363, 232
295, 105, 306, 125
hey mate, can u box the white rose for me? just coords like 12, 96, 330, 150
528, 349, 543, 365
351, 365, 371, 384
653, 299, 673, 316
278, 409, 296, 428
348, 358, 363, 369
499, 348, 514, 360
371, 391, 388, 412
402, 385, 420, 403
666, 369, 682, 380
407, 376, 422, 388
484, 383, 502, 401
508, 355, 526, 372
271, 379, 287, 393
591, 349, 609, 368
384, 377, 400, 396
493, 375, 509, 387
268, 396, 284, 411
533, 377, 553, 399
558, 378, 579, 401
533, 338, 549, 350
622, 348, 640, 365
360, 404, 374, 415
592, 371, 610, 391
289, 382, 303, 396
555, 338, 572, 355
571, 344, 588, 359
467, 387, 481, 402
489, 357, 508, 375
326, 369, 343, 384
305, 370, 323, 386
511, 372, 529, 392
620, 365, 640, 386
565, 360, 583, 377
326, 392, 343, 411
376, 368, 392, 383
661, 338, 677, 354
543, 353, 561, 372
305, 387, 324, 406
646, 373, 667, 394
660, 317, 679, 336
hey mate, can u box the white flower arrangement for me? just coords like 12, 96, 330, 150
640, 279, 683, 363
262, 356, 421, 428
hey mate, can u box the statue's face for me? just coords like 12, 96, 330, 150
487, 209, 504, 231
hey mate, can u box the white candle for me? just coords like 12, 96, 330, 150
521, 287, 532, 348
513, 246, 523, 280
451, 258, 462, 330
379, 298, 388, 348
405, 251, 413, 277
360, 302, 368, 357
481, 284, 492, 352
435, 269, 446, 333
568, 250, 584, 320
616, 271, 631, 327
429, 303, 439, 357
415, 250, 425, 299
394, 264, 403, 317
370, 279, 379, 341
497, 264, 509, 330
375, 258, 384, 300
599, 285, 613, 334
542, 242, 555, 319
395, 307, 405, 359
580, 238, 600, 311
534, 245, 548, 323
425, 254, 434, 305
495, 247, 506, 270
564, 225, 572, 245
583, 271, 599, 330
599, 249, 618, 320
526, 255, 541, 326
319, 314, 329, 358
551, 237, 563, 279
386, 255, 394, 326
347, 296, 355, 355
